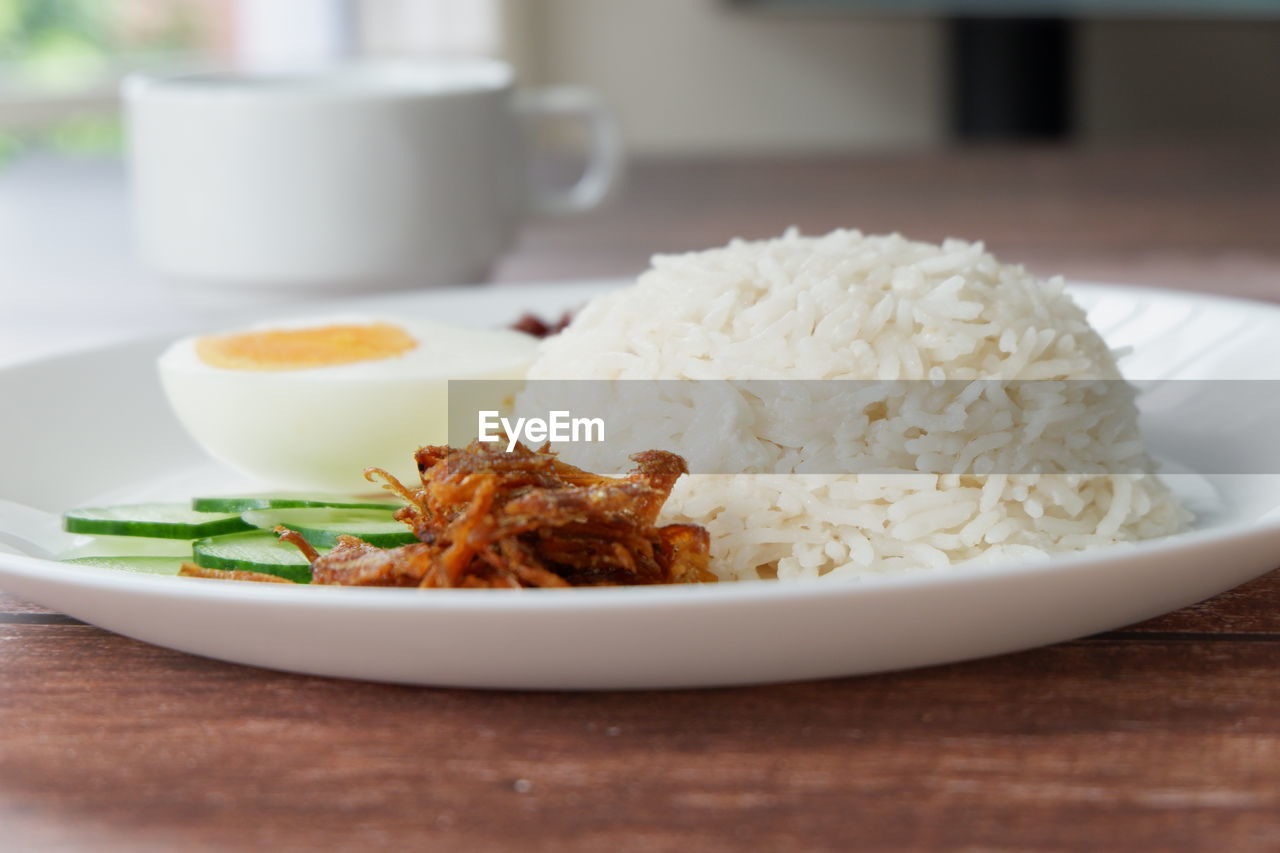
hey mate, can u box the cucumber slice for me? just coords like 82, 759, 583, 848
59, 535, 193, 560
193, 492, 402, 513
193, 530, 321, 583
241, 508, 416, 548
64, 503, 252, 540
63, 555, 187, 576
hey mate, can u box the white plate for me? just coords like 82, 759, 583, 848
1, 279, 1278, 690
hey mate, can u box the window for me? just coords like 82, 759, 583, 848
0, 0, 503, 163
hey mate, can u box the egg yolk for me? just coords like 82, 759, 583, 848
195, 323, 418, 371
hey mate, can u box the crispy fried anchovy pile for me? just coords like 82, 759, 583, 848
182, 441, 714, 588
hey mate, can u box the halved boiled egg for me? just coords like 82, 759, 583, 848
158, 316, 537, 491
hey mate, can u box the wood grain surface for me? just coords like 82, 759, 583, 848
4, 144, 1280, 852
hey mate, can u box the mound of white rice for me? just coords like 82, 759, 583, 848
525, 230, 1187, 581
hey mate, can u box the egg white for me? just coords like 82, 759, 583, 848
158, 315, 538, 491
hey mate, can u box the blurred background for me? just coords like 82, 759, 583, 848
1, 0, 1278, 358
3, 0, 1279, 158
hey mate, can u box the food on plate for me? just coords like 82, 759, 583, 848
157, 316, 537, 492
63, 555, 189, 575
194, 322, 417, 370
58, 501, 336, 581
525, 229, 1188, 581
60, 443, 713, 586
63, 503, 251, 539
240, 507, 419, 547
180, 564, 296, 584
191, 492, 401, 512
192, 529, 319, 582
180, 440, 715, 588
511, 310, 574, 338
67, 229, 1187, 589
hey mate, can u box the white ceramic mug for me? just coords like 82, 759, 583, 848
124, 59, 622, 290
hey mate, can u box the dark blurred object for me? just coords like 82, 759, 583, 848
510, 310, 574, 338
734, 0, 1280, 143
734, 0, 1280, 15
950, 17, 1073, 140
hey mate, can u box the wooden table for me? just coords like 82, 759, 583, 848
4, 144, 1280, 851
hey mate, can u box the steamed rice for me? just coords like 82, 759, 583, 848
525, 229, 1187, 581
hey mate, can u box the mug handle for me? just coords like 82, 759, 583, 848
516, 86, 624, 217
